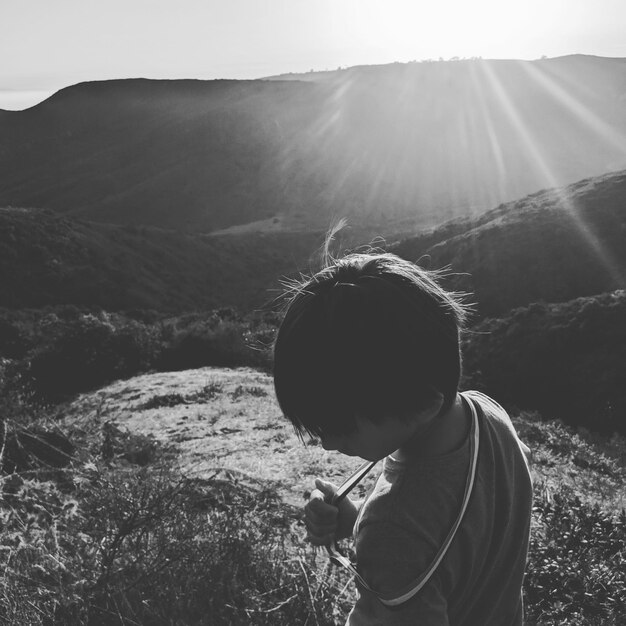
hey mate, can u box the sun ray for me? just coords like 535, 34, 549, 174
519, 61, 626, 157
478, 61, 626, 288
469, 62, 507, 201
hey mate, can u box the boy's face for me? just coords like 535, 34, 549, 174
320, 411, 434, 462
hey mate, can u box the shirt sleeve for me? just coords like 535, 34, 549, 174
346, 521, 451, 626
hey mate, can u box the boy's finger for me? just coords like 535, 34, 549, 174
308, 491, 338, 514
306, 496, 338, 520
314, 478, 338, 500
309, 488, 326, 502
309, 488, 341, 509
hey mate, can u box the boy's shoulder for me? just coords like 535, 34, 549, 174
462, 389, 515, 434
462, 389, 507, 418
462, 390, 531, 466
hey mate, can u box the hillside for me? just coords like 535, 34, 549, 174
1, 55, 626, 232
462, 290, 626, 434
2, 360, 625, 623
37, 366, 626, 624
1, 169, 625, 315
392, 169, 626, 318
0, 282, 622, 435
0, 207, 321, 312
61, 366, 626, 511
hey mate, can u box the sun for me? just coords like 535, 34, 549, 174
329, 0, 558, 62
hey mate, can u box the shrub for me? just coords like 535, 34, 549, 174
1, 364, 625, 625
525, 484, 626, 625
27, 313, 161, 402
1, 364, 353, 625
0, 462, 353, 625
0, 319, 27, 359
139, 383, 225, 410
156, 311, 273, 372
0, 307, 278, 405
462, 291, 626, 434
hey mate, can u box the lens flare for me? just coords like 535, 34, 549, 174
478, 60, 626, 287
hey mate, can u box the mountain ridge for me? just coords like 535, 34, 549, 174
1, 55, 625, 233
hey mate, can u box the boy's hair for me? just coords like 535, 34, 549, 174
273, 252, 469, 441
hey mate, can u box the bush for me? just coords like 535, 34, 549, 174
2, 307, 277, 405
462, 291, 626, 434
0, 319, 28, 359
27, 312, 161, 402
525, 485, 626, 625
1, 365, 625, 625
0, 462, 353, 625
156, 309, 273, 372
0, 361, 353, 625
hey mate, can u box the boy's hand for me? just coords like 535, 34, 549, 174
305, 478, 359, 546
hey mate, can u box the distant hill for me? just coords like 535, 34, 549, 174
392, 169, 626, 319
1, 55, 626, 232
1, 169, 625, 315
0, 207, 321, 312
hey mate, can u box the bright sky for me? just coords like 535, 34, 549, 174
2, 0, 626, 108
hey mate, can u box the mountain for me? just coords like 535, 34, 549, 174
1, 55, 626, 233
392, 169, 626, 319
0, 207, 321, 312
0, 79, 324, 232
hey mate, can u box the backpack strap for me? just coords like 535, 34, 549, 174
328, 393, 480, 607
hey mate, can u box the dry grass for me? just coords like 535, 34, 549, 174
1, 365, 624, 625
61, 367, 379, 508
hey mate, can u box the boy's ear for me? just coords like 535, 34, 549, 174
427, 391, 445, 418
405, 391, 445, 422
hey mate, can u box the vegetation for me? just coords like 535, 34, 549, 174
0, 369, 352, 625
462, 290, 626, 434
526, 488, 626, 625
0, 306, 278, 403
1, 368, 624, 625
2, 168, 625, 322
4, 285, 625, 436
392, 170, 626, 318
515, 413, 626, 625
0, 207, 321, 312
2, 53, 626, 625
0, 444, 350, 624
1, 168, 625, 621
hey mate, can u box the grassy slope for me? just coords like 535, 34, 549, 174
2, 168, 626, 317
0, 207, 322, 312
462, 290, 626, 434
62, 366, 626, 514
392, 169, 626, 318
3, 365, 623, 624
0, 79, 328, 232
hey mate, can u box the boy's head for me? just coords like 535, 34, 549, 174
273, 252, 469, 442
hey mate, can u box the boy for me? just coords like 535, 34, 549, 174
273, 252, 533, 625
